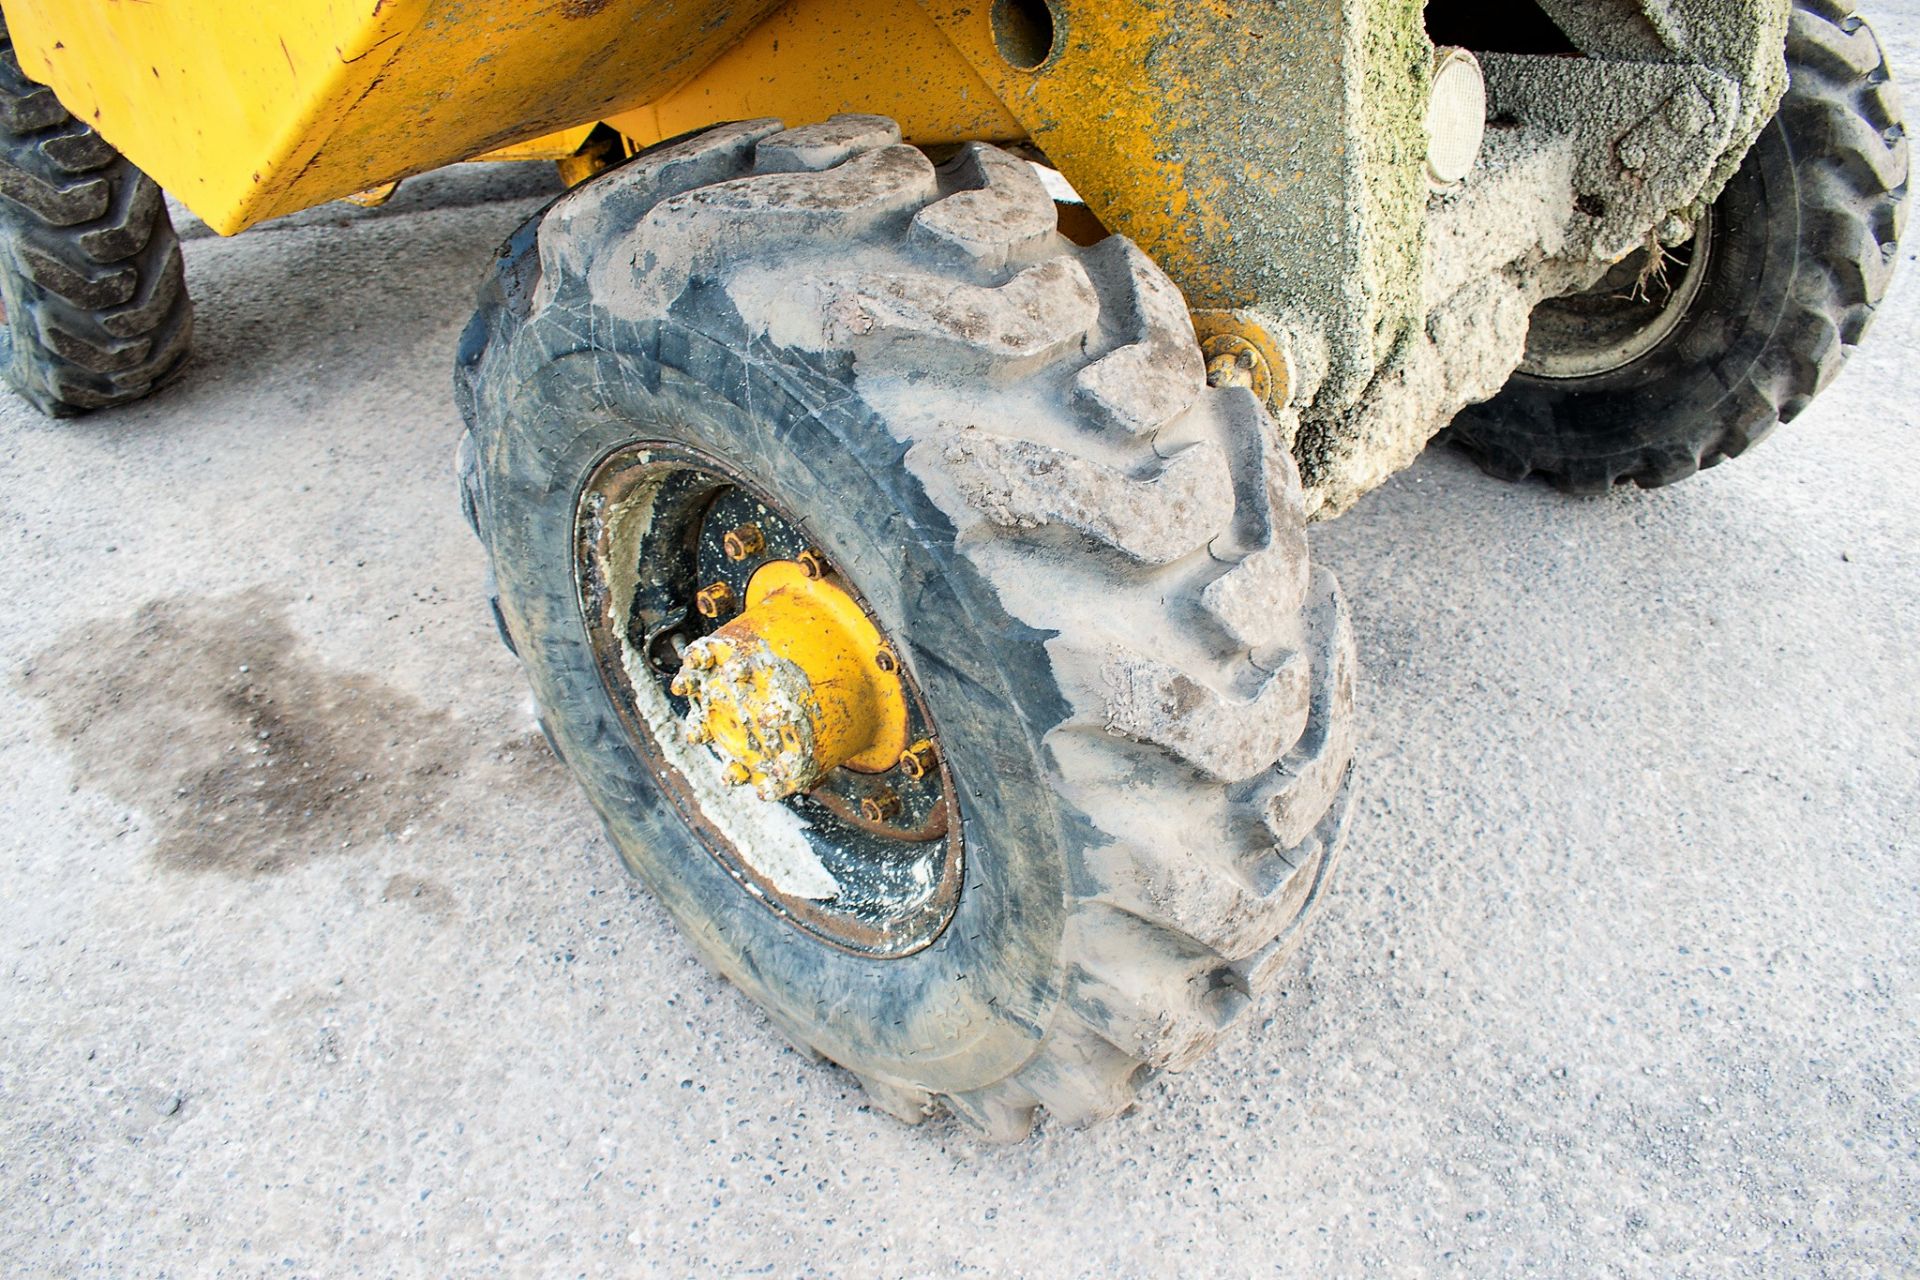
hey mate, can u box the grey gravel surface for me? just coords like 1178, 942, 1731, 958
4, 16, 1920, 1277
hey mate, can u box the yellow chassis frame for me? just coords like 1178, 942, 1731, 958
3, 0, 1433, 413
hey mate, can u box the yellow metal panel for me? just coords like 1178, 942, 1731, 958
910, 1, 1229, 300
603, 0, 1021, 150
474, 124, 599, 164
3, 0, 788, 234
909, 0, 1433, 409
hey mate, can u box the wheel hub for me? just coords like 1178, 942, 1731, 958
672, 559, 910, 802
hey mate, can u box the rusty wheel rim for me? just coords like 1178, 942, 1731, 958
1521, 210, 1716, 381
574, 442, 964, 958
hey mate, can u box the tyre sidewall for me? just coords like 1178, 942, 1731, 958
1473, 114, 1801, 467
470, 299, 1079, 1093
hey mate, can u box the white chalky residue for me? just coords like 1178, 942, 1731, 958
619, 611, 840, 902
597, 461, 839, 903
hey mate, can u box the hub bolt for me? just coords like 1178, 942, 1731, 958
721, 761, 754, 787
860, 788, 903, 823
796, 549, 829, 580
722, 523, 766, 562
695, 581, 737, 619
899, 739, 939, 781
875, 646, 898, 674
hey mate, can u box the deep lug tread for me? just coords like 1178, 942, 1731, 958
1450, 1, 1907, 491
0, 18, 191, 417
457, 114, 1357, 1136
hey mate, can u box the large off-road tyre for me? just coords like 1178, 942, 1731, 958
0, 18, 191, 417
1446, 1, 1908, 493
454, 116, 1357, 1137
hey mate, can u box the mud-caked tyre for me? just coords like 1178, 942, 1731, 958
0, 18, 191, 417
1447, 1, 1908, 493
455, 116, 1357, 1137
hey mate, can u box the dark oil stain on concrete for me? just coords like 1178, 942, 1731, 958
18, 592, 478, 877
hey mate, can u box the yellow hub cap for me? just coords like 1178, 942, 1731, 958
670, 559, 910, 802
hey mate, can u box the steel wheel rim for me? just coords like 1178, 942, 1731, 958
573, 441, 964, 958
1520, 210, 1716, 381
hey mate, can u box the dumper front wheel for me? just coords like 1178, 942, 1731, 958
455, 117, 1356, 1137
0, 19, 191, 417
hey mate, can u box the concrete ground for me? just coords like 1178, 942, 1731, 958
4, 23, 1919, 1280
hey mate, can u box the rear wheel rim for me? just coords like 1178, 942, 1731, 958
573, 441, 964, 958
1519, 210, 1715, 381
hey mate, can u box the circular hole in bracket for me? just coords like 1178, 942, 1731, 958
991, 0, 1058, 71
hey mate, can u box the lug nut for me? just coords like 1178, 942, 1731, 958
695, 581, 737, 619
874, 647, 898, 674
722, 523, 766, 562
859, 788, 903, 823
899, 739, 938, 781
685, 722, 711, 745
669, 672, 692, 697
796, 549, 829, 580
721, 762, 753, 787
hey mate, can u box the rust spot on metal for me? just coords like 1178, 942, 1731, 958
721, 522, 766, 562
694, 581, 737, 619
900, 739, 939, 782
560, 0, 612, 17
859, 788, 904, 823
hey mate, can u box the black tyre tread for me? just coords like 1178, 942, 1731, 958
0, 20, 191, 417
1450, 1, 1907, 493
456, 118, 1357, 1136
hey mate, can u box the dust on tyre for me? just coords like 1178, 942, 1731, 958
456, 116, 1357, 1136
1447, 1, 1908, 493
0, 17, 191, 417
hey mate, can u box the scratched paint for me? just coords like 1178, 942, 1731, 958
1, 0, 788, 232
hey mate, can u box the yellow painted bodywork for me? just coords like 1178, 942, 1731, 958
0, 0, 1022, 234
0, 0, 791, 234
912, 1, 1235, 300
1, 0, 1430, 404
603, 0, 1020, 151
474, 124, 598, 164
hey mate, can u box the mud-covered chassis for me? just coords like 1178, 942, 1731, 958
1150, 0, 1802, 516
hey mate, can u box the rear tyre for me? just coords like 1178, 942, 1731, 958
0, 19, 191, 417
456, 117, 1357, 1137
1446, 2, 1908, 493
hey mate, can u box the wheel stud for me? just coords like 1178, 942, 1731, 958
722, 523, 766, 562
874, 646, 898, 673
899, 739, 938, 781
796, 549, 829, 580
695, 581, 737, 618
860, 788, 903, 823
721, 761, 753, 787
